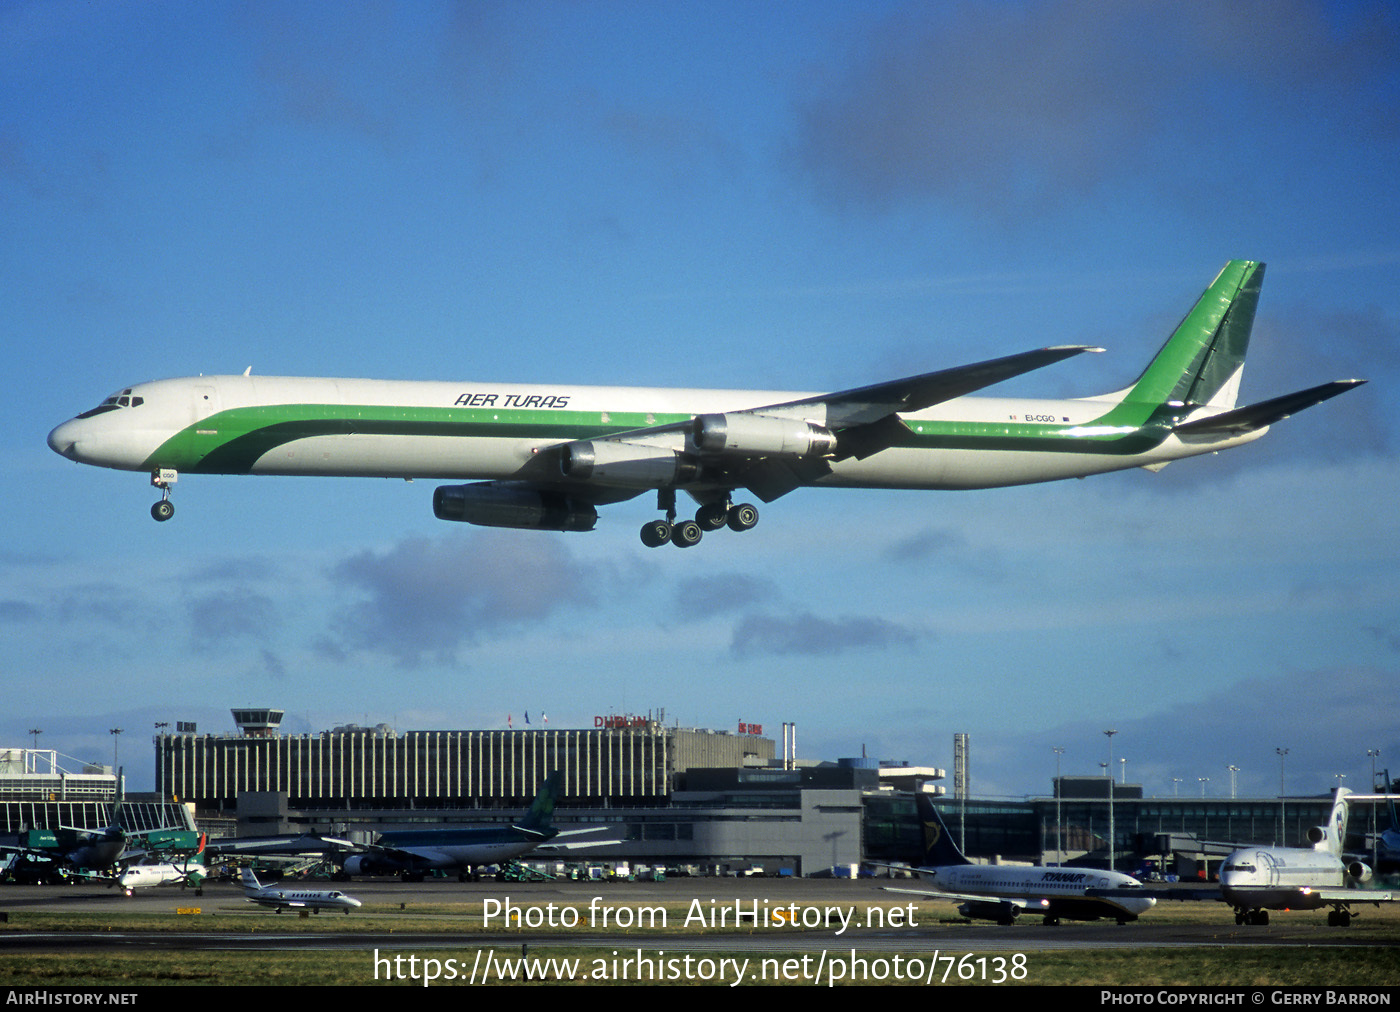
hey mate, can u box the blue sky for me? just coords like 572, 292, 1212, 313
5, 1, 1397, 799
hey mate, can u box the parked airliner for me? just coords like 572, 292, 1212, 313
48, 261, 1363, 547
339, 771, 613, 881
117, 859, 205, 896
880, 792, 1156, 925
116, 834, 207, 895
1220, 789, 1395, 926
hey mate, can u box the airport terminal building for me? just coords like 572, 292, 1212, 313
152, 711, 910, 876
156, 712, 774, 810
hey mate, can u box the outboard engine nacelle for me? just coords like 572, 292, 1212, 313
692, 413, 837, 458
434, 483, 597, 531
1347, 860, 1374, 884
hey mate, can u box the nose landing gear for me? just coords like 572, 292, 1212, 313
150, 469, 177, 522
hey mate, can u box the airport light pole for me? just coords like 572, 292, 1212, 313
1276, 747, 1289, 845
1227, 765, 1240, 799
1053, 746, 1064, 866
27, 729, 41, 772
1369, 749, 1381, 868
1104, 730, 1118, 872
109, 727, 123, 771
1198, 776, 1209, 798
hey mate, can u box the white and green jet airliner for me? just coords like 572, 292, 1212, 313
48, 261, 1362, 548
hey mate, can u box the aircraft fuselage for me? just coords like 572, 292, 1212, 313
1219, 846, 1351, 911
919, 863, 1157, 922
47, 373, 1262, 492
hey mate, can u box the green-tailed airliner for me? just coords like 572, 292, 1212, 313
48, 261, 1363, 548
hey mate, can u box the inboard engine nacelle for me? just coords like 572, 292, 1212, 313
692, 413, 837, 458
559, 440, 699, 487
433, 482, 598, 531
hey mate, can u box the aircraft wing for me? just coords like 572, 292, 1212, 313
1229, 887, 1396, 906
550, 826, 620, 840
204, 833, 356, 855
558, 344, 1101, 502
594, 345, 1099, 443
1094, 885, 1220, 902
532, 825, 623, 851
368, 844, 454, 865
1308, 889, 1395, 904
536, 838, 625, 852
880, 885, 1046, 910
765, 344, 1102, 426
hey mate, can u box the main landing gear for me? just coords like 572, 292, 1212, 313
150, 469, 178, 522
639, 491, 759, 548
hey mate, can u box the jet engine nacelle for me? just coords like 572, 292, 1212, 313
559, 440, 699, 487
433, 482, 597, 531
692, 413, 837, 458
342, 855, 403, 876
1347, 860, 1373, 884
957, 900, 1020, 924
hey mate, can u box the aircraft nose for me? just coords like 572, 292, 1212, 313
48, 418, 79, 458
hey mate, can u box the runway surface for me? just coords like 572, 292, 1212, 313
4, 876, 1396, 954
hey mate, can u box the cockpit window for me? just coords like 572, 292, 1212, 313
76, 389, 143, 419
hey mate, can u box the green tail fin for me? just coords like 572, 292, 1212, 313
1123, 260, 1264, 410
518, 771, 562, 832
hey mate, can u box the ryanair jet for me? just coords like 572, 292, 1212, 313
880, 791, 1156, 925
48, 261, 1362, 547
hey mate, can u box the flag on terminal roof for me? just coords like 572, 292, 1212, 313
525, 711, 531, 725
507, 713, 512, 729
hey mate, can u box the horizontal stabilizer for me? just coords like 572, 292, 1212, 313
538, 838, 625, 851
1173, 380, 1365, 436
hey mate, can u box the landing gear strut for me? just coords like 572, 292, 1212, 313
636, 492, 760, 548
150, 469, 178, 522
